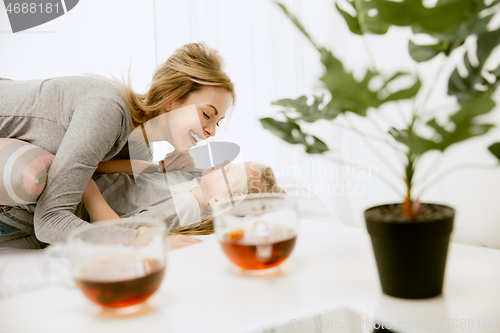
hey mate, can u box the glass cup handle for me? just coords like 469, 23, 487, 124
255, 220, 272, 263
43, 244, 74, 288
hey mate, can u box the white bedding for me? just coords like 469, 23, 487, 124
0, 186, 333, 299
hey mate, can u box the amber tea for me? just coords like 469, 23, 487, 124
219, 224, 296, 270
74, 255, 165, 308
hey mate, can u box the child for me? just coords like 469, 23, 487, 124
81, 160, 284, 235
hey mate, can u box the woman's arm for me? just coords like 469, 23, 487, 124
82, 179, 119, 222
33, 95, 132, 244
95, 159, 157, 174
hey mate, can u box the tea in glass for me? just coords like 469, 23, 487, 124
214, 194, 298, 275
45, 218, 168, 314
75, 255, 165, 308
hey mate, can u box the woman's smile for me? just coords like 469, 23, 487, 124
188, 129, 204, 147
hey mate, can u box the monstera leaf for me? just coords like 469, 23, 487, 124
448, 28, 500, 103
409, 41, 449, 62
275, 2, 421, 117
260, 118, 329, 154
334, 0, 496, 62
489, 142, 500, 161
319, 48, 421, 116
335, 0, 390, 35
272, 95, 342, 122
390, 92, 496, 157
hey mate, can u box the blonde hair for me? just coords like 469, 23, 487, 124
86, 42, 235, 128
170, 164, 285, 236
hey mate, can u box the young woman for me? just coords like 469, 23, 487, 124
0, 42, 235, 249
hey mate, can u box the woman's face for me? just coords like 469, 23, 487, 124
157, 86, 232, 152
200, 161, 262, 204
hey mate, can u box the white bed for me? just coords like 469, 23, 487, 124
0, 184, 334, 299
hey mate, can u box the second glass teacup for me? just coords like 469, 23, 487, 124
45, 218, 168, 313
213, 193, 299, 275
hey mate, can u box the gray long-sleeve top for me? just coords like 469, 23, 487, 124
77, 170, 203, 230
0, 76, 132, 243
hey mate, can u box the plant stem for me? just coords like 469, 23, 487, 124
350, 0, 409, 127
423, 103, 459, 120
325, 154, 405, 197
367, 112, 407, 155
413, 152, 446, 185
417, 55, 448, 119
332, 120, 405, 152
344, 114, 405, 180
415, 163, 499, 199
402, 114, 418, 218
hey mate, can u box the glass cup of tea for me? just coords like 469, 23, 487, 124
44, 218, 168, 314
213, 193, 299, 275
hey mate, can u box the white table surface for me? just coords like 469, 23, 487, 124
1, 219, 499, 333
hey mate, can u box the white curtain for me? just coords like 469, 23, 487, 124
153, 0, 343, 220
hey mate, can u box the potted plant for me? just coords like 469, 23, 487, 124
260, 0, 500, 298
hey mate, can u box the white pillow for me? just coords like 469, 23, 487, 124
0, 248, 70, 299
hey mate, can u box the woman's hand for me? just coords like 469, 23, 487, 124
158, 150, 195, 172
168, 235, 202, 250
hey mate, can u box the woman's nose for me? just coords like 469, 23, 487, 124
203, 122, 216, 138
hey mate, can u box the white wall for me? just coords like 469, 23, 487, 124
0, 0, 156, 92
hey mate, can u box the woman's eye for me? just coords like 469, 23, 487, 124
203, 112, 210, 119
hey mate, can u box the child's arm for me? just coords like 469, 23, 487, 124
82, 179, 119, 222
95, 159, 158, 174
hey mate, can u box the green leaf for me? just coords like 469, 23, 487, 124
416, 0, 475, 33
336, 0, 391, 35
272, 95, 342, 122
335, 3, 362, 35
448, 27, 500, 103
260, 118, 303, 145
381, 72, 409, 89
373, 0, 481, 33
274, 2, 319, 49
389, 127, 410, 146
318, 48, 420, 115
259, 118, 329, 154
417, 91, 496, 153
409, 40, 447, 62
382, 78, 421, 103
477, 28, 500, 65
488, 142, 500, 161
306, 136, 330, 154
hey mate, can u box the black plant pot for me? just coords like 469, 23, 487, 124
365, 203, 454, 299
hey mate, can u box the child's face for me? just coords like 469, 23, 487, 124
199, 161, 262, 205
